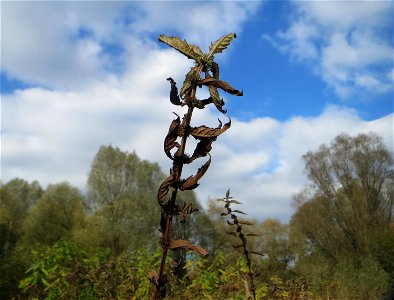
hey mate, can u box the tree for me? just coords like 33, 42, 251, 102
0, 179, 43, 299
87, 145, 164, 255
255, 219, 296, 280
0, 178, 43, 256
21, 182, 85, 246
290, 132, 393, 298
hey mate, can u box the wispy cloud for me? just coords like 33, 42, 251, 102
263, 1, 393, 99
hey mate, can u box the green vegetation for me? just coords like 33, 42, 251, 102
1, 132, 392, 299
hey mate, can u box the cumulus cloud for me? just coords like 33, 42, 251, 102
1, 1, 259, 90
263, 1, 393, 99
2, 1, 392, 223
1, 1, 129, 89
200, 106, 393, 221
3, 80, 392, 222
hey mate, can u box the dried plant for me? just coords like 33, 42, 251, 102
149, 34, 243, 299
218, 189, 263, 300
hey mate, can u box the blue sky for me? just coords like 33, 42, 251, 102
1, 1, 393, 221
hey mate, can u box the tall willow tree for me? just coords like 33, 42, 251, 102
291, 133, 393, 299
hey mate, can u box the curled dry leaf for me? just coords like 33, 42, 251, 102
208, 85, 226, 113
198, 78, 243, 96
164, 114, 180, 159
169, 239, 209, 257
167, 78, 182, 105
181, 67, 200, 99
180, 155, 211, 190
148, 270, 159, 286
190, 119, 231, 139
193, 97, 213, 109
157, 169, 175, 205
179, 203, 198, 222
186, 137, 215, 163
159, 212, 167, 234
210, 62, 220, 79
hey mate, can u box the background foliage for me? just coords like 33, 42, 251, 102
1, 133, 393, 299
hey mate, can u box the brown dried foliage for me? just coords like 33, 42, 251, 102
151, 33, 242, 299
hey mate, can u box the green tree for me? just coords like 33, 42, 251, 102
0, 178, 43, 255
255, 219, 296, 281
87, 145, 164, 256
21, 182, 85, 246
0, 179, 44, 299
291, 132, 393, 299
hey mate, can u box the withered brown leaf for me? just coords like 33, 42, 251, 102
164, 113, 180, 159
180, 155, 211, 190
208, 85, 226, 113
179, 203, 198, 223
198, 78, 243, 96
186, 138, 215, 163
210, 62, 220, 79
157, 169, 175, 205
159, 212, 167, 234
167, 78, 182, 105
181, 67, 200, 99
148, 270, 159, 286
190, 119, 231, 139
169, 239, 209, 257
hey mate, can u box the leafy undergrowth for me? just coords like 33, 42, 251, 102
18, 240, 319, 300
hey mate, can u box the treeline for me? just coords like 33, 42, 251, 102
1, 133, 393, 299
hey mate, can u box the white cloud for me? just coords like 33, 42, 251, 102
264, 1, 393, 99
199, 106, 393, 221
2, 78, 392, 223
4, 70, 391, 219
1, 1, 260, 90
2, 1, 393, 224
1, 1, 129, 89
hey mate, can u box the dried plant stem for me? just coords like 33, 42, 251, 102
151, 33, 242, 299
154, 106, 194, 300
219, 190, 263, 300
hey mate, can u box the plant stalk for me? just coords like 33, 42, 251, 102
154, 105, 194, 300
